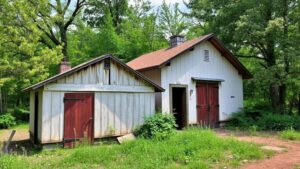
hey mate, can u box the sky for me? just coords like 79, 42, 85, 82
148, 0, 184, 7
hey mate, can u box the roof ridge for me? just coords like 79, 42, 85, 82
23, 54, 164, 92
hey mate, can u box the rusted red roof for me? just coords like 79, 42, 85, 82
127, 34, 252, 79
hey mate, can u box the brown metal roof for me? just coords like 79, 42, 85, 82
127, 34, 252, 79
23, 54, 164, 92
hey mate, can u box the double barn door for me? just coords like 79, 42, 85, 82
196, 83, 219, 127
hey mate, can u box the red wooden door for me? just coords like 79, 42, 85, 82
196, 83, 209, 126
196, 83, 219, 127
64, 93, 94, 147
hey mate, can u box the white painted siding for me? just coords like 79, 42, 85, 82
94, 92, 154, 138
161, 41, 243, 123
56, 60, 148, 86
140, 69, 162, 111
29, 91, 34, 134
40, 91, 154, 143
41, 91, 64, 143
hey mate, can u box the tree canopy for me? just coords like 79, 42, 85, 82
0, 0, 299, 115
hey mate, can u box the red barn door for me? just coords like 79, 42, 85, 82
63, 93, 94, 147
196, 83, 219, 127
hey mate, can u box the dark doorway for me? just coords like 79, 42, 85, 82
196, 82, 219, 127
171, 87, 187, 129
34, 92, 39, 144
64, 93, 94, 148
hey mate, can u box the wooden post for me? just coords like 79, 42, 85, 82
2, 130, 16, 154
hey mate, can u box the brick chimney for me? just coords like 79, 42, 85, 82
59, 61, 71, 73
169, 35, 185, 48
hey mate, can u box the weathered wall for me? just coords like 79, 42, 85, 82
37, 59, 156, 144
161, 41, 243, 123
140, 69, 162, 111
94, 92, 154, 138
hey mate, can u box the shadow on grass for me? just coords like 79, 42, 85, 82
2, 139, 42, 156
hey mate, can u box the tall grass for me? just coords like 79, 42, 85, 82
278, 129, 300, 141
0, 129, 266, 169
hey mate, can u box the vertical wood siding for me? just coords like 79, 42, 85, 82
41, 91, 64, 143
29, 91, 34, 133
40, 91, 155, 143
94, 92, 154, 138
140, 69, 162, 111
56, 60, 147, 86
38, 59, 156, 143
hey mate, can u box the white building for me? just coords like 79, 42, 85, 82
128, 34, 252, 128
24, 55, 163, 146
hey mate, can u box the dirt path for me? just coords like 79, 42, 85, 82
0, 128, 29, 142
216, 129, 300, 169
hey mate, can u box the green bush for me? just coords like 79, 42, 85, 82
0, 114, 16, 129
11, 107, 29, 123
226, 109, 300, 131
134, 113, 177, 140
278, 129, 300, 140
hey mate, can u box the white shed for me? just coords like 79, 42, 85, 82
24, 54, 164, 146
128, 34, 252, 128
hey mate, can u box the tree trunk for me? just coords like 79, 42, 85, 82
279, 0, 289, 113
270, 84, 280, 112
60, 27, 68, 62
0, 87, 3, 114
264, 1, 283, 113
298, 94, 300, 114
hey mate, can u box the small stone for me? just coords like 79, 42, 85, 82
261, 146, 286, 153
117, 134, 135, 144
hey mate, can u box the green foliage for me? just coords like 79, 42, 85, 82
157, 1, 189, 37
134, 113, 177, 140
279, 129, 300, 141
226, 108, 300, 131
0, 129, 265, 169
186, 0, 300, 112
11, 107, 29, 123
0, 0, 62, 114
0, 114, 16, 129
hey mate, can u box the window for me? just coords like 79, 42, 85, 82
204, 50, 209, 62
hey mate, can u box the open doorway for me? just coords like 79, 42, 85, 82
170, 85, 188, 129
34, 92, 39, 144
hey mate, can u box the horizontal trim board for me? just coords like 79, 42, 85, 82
192, 77, 225, 82
44, 84, 154, 93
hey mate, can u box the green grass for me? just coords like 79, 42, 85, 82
0, 129, 267, 169
10, 123, 29, 130
278, 129, 300, 141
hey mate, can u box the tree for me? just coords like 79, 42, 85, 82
0, 0, 62, 113
186, 0, 300, 113
157, 1, 189, 37
119, 0, 167, 61
29, 0, 87, 61
84, 0, 128, 33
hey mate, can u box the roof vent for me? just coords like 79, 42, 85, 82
169, 35, 185, 48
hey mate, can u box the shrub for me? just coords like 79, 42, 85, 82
226, 109, 300, 131
11, 107, 29, 123
278, 129, 300, 140
257, 113, 300, 131
0, 114, 16, 129
134, 113, 177, 140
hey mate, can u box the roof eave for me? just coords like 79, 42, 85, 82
23, 54, 165, 93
